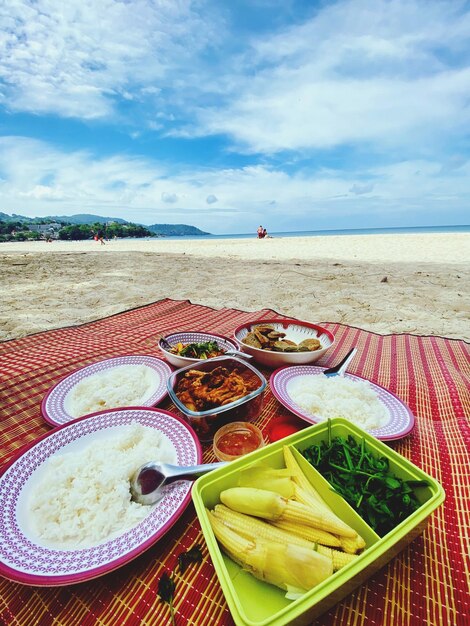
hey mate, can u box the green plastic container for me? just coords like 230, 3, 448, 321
192, 418, 445, 626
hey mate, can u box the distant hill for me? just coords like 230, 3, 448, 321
0, 212, 210, 235
45, 214, 129, 225
0, 212, 125, 225
147, 223, 210, 236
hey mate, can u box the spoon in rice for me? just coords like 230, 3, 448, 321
130, 461, 227, 506
323, 347, 357, 377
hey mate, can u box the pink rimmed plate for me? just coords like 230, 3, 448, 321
41, 355, 172, 426
0, 407, 201, 586
270, 366, 415, 441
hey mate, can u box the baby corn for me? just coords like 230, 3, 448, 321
271, 519, 342, 548
293, 484, 359, 539
207, 510, 333, 593
316, 545, 359, 571
237, 465, 295, 498
212, 504, 357, 572
283, 445, 328, 507
213, 504, 314, 549
220, 487, 357, 538
212, 505, 358, 572
339, 534, 366, 554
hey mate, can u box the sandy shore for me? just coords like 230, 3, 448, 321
1, 232, 469, 342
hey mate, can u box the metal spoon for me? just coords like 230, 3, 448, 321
323, 347, 357, 377
224, 350, 252, 359
130, 461, 227, 505
159, 337, 173, 351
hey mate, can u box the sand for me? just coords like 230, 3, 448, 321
0, 232, 469, 342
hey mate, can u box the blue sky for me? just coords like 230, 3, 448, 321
1, 0, 469, 234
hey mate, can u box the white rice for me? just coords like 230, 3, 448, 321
65, 364, 158, 417
288, 374, 389, 430
29, 424, 176, 548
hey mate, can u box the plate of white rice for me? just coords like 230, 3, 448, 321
270, 365, 415, 440
0, 407, 202, 586
41, 355, 172, 426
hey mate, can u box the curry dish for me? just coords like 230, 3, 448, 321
175, 365, 260, 412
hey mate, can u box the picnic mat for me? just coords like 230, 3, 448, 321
0, 298, 469, 626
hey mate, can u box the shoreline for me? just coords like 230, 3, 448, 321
1, 233, 469, 342
1, 231, 468, 263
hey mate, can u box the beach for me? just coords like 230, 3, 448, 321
1, 232, 469, 342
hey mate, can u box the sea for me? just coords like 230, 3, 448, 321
156, 224, 469, 241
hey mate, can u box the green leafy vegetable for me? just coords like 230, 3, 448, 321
157, 544, 204, 625
158, 572, 176, 625
301, 421, 428, 536
178, 545, 203, 574
177, 341, 223, 359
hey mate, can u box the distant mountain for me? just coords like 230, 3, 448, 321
45, 214, 129, 225
0, 212, 121, 225
0, 212, 31, 222
147, 223, 210, 236
0, 212, 210, 236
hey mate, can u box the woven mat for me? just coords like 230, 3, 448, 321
0, 299, 469, 626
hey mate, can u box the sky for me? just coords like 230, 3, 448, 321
1, 0, 469, 235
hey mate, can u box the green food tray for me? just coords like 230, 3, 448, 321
191, 418, 445, 626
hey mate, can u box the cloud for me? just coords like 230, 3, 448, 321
18, 184, 66, 200
349, 183, 374, 195
161, 192, 178, 203
0, 0, 220, 119
190, 0, 470, 155
2, 0, 469, 160
1, 1, 469, 233
0, 136, 469, 233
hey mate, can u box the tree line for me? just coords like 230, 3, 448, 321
0, 220, 152, 242
58, 222, 152, 240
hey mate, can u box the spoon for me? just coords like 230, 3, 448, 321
130, 461, 227, 505
323, 347, 357, 377
224, 350, 253, 359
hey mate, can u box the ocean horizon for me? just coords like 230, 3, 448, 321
157, 224, 470, 241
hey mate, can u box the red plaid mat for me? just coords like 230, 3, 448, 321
0, 299, 469, 626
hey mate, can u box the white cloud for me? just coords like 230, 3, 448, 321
19, 184, 66, 200
350, 183, 374, 195
161, 192, 178, 203
0, 136, 468, 233
0, 0, 218, 119
1, 1, 469, 232
190, 0, 470, 154
2, 0, 469, 157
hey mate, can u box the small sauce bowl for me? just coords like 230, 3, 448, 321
213, 421, 264, 462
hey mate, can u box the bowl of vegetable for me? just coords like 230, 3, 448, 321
159, 331, 239, 368
192, 417, 444, 625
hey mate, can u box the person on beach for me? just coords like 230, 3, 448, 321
257, 225, 265, 238
97, 229, 105, 245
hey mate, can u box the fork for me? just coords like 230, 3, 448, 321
323, 348, 357, 377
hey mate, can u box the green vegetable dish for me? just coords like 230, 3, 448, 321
170, 340, 225, 359
301, 421, 428, 536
